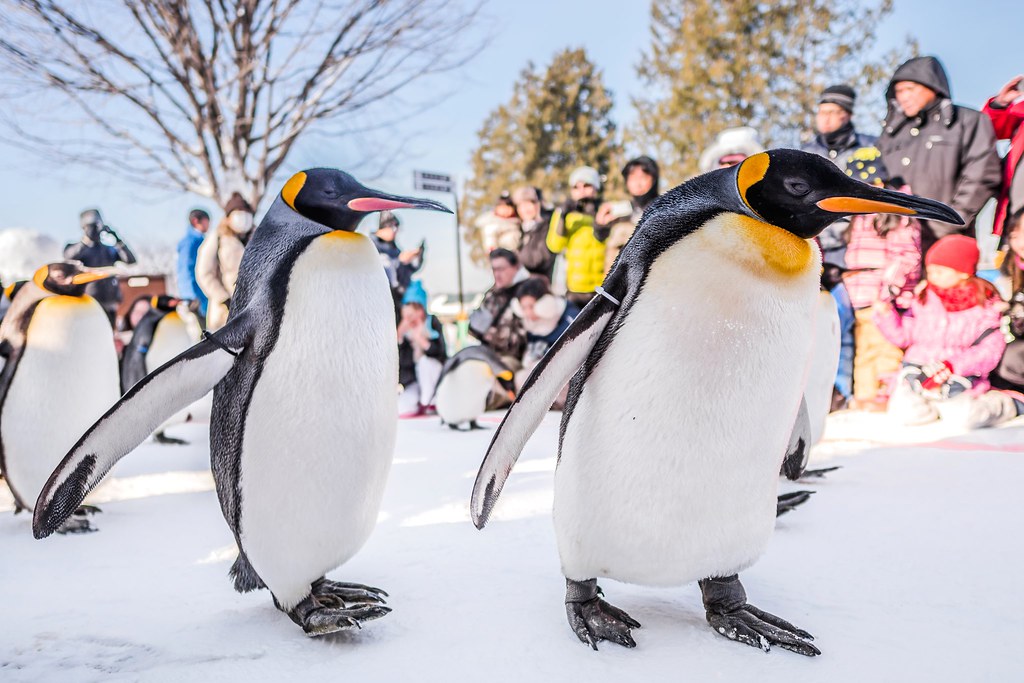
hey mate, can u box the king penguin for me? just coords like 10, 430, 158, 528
33, 170, 451, 636
434, 345, 516, 430
470, 149, 962, 655
120, 295, 199, 444
0, 263, 120, 532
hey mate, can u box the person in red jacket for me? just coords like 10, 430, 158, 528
983, 75, 1024, 238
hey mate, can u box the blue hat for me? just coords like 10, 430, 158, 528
402, 280, 429, 308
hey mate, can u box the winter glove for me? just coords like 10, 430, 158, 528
920, 361, 953, 391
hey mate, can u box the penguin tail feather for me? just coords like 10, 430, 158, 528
229, 552, 267, 593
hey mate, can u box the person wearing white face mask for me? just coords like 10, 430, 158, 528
196, 191, 255, 330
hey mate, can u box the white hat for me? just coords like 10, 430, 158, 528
569, 166, 602, 190
698, 127, 765, 174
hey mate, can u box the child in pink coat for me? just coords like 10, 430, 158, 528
874, 235, 1006, 425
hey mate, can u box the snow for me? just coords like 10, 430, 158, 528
1, 410, 1022, 681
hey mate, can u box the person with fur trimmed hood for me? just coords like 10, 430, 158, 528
595, 156, 660, 273
877, 56, 1001, 255
196, 192, 254, 331
697, 127, 764, 174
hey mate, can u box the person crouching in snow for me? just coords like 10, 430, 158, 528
510, 277, 579, 393
397, 282, 446, 418
874, 235, 1005, 426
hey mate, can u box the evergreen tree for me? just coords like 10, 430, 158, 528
630, 0, 915, 184
464, 48, 620, 264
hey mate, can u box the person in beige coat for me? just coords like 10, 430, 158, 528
196, 192, 254, 330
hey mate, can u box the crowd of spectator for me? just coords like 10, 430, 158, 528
5, 55, 1023, 432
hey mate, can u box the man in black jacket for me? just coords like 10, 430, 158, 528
877, 56, 1001, 254
802, 84, 877, 266
64, 208, 137, 325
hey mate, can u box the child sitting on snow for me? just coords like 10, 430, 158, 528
873, 235, 1005, 426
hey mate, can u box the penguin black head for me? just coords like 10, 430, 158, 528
735, 149, 963, 239
280, 168, 452, 231
33, 263, 112, 297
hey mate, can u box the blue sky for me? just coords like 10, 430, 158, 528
1, 0, 1021, 294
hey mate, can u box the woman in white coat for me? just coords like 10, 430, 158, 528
196, 192, 254, 330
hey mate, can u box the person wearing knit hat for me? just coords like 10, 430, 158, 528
873, 233, 1005, 426
802, 83, 878, 268
547, 165, 606, 307
195, 191, 256, 330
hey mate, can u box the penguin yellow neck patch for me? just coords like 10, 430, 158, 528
282, 172, 306, 210
734, 215, 813, 276
737, 152, 770, 209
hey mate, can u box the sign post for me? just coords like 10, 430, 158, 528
413, 170, 465, 319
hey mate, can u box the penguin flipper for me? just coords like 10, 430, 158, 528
780, 396, 811, 481
32, 321, 249, 539
470, 297, 617, 529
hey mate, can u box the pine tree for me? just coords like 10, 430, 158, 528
630, 0, 915, 184
463, 48, 621, 264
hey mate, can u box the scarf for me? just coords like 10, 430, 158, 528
819, 120, 856, 154
930, 282, 980, 312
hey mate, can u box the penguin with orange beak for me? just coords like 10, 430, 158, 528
33, 170, 451, 636
471, 149, 962, 655
0, 263, 120, 532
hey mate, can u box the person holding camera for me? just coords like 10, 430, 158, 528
595, 156, 660, 274
371, 210, 423, 318
546, 166, 607, 308
63, 208, 138, 325
983, 75, 1024, 239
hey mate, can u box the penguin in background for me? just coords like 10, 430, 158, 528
33, 170, 451, 637
434, 345, 516, 430
471, 149, 962, 655
120, 295, 199, 444
0, 263, 120, 532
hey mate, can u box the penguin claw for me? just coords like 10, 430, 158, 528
706, 606, 819, 657
153, 431, 188, 445
55, 514, 97, 535
566, 597, 640, 651
314, 578, 389, 605
800, 465, 841, 479
299, 604, 392, 637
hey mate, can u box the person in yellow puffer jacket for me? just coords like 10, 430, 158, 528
547, 165, 607, 308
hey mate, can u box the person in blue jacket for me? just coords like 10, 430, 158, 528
176, 208, 210, 319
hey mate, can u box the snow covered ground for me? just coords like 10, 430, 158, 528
1, 409, 1022, 681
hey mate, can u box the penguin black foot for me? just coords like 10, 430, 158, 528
700, 575, 819, 657
565, 578, 641, 650
469, 420, 486, 430
801, 465, 841, 479
776, 491, 814, 517
314, 578, 389, 606
154, 430, 188, 445
280, 578, 392, 637
55, 505, 102, 535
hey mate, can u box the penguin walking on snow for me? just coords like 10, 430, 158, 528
434, 345, 516, 430
471, 149, 962, 655
120, 295, 199, 444
0, 263, 120, 533
33, 171, 451, 636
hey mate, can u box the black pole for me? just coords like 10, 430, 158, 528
453, 188, 465, 316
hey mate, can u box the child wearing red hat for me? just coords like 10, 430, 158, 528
873, 235, 1006, 426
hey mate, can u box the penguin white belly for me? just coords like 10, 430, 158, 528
806, 292, 841, 445
554, 220, 819, 586
2, 296, 119, 507
146, 313, 200, 428
436, 361, 494, 426
238, 233, 397, 608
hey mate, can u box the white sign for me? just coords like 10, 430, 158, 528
413, 170, 454, 194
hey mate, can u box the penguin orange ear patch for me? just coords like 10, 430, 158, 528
737, 152, 770, 205
282, 172, 307, 210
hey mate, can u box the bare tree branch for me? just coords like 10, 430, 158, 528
0, 0, 486, 210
